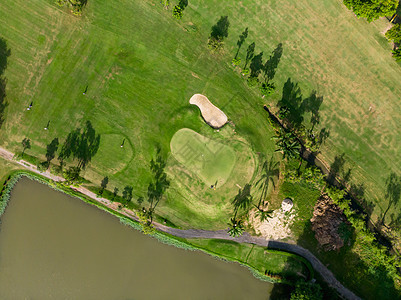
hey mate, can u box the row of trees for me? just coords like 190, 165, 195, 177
19, 121, 100, 186
230, 27, 283, 98
95, 147, 170, 234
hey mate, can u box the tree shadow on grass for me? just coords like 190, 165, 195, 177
302, 90, 323, 131
146, 146, 170, 223
46, 138, 59, 165
249, 51, 264, 78
263, 43, 283, 83
243, 42, 255, 69
278, 78, 304, 129
178, 0, 188, 9
277, 79, 326, 138
380, 172, 401, 227
123, 185, 133, 204
210, 16, 230, 41
0, 37, 11, 129
234, 27, 248, 59
58, 120, 100, 169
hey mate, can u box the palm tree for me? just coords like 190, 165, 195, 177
272, 129, 301, 160
227, 217, 244, 237
254, 208, 274, 222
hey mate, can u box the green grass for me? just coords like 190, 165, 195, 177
170, 128, 238, 186
0, 157, 18, 184
2, 0, 399, 230
187, 238, 311, 282
0, 0, 277, 229
0, 0, 401, 287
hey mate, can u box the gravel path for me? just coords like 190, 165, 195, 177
0, 147, 360, 300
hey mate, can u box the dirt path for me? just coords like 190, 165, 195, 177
0, 146, 360, 300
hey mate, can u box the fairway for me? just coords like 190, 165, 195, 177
171, 128, 236, 186
0, 0, 400, 231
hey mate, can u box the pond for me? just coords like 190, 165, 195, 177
0, 178, 273, 299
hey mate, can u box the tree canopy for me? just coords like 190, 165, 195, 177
343, 0, 398, 22
290, 281, 323, 300
386, 24, 401, 44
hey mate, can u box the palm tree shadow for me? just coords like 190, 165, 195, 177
255, 157, 279, 208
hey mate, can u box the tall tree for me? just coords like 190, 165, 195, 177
227, 218, 244, 237
343, 0, 398, 22
273, 129, 301, 160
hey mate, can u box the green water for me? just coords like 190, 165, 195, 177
0, 178, 272, 299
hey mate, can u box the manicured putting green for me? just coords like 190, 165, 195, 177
171, 128, 236, 186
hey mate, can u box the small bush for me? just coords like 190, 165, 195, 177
232, 57, 241, 66
247, 76, 259, 87
172, 5, 183, 20
208, 37, 224, 51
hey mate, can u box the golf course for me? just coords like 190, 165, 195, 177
1, 0, 401, 298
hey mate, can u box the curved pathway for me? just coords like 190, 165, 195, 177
0, 147, 360, 300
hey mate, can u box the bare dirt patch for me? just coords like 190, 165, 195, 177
248, 207, 297, 240
311, 195, 347, 251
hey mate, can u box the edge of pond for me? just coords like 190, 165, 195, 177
0, 170, 311, 286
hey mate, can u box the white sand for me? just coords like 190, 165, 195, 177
189, 94, 228, 128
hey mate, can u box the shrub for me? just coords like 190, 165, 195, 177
247, 76, 259, 87
386, 24, 401, 44
208, 37, 223, 51
392, 48, 401, 62
260, 82, 275, 97
232, 57, 241, 66
172, 5, 183, 20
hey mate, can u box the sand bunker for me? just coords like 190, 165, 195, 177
189, 94, 228, 129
